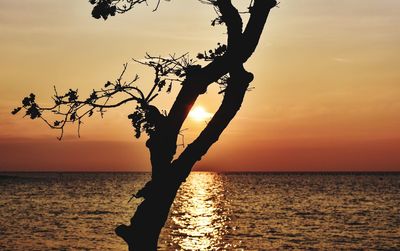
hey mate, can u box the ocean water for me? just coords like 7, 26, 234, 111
0, 172, 399, 250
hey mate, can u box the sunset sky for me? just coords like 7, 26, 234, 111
1, 0, 399, 172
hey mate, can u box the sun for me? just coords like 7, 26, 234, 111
189, 106, 212, 122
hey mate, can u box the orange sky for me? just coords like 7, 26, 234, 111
1, 1, 399, 172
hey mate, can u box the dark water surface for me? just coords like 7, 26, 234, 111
0, 172, 399, 250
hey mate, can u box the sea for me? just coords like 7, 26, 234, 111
0, 172, 399, 250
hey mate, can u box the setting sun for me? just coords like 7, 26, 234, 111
188, 106, 213, 122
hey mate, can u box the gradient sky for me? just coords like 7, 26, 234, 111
1, 0, 399, 172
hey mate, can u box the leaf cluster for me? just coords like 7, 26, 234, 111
89, 0, 152, 20
197, 43, 227, 61
12, 93, 41, 119
128, 105, 163, 139
90, 0, 117, 20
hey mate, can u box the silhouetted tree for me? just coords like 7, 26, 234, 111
13, 0, 277, 249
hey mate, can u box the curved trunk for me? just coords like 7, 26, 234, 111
116, 66, 253, 250
115, 0, 277, 249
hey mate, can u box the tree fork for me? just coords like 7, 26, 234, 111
116, 65, 254, 250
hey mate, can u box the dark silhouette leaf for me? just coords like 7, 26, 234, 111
11, 107, 22, 115
26, 105, 41, 119
66, 89, 78, 102
22, 97, 31, 106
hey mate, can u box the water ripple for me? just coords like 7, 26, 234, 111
0, 172, 399, 250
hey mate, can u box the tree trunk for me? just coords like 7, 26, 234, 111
116, 174, 180, 250
116, 65, 254, 250
115, 0, 277, 249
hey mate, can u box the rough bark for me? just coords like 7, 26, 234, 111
116, 0, 277, 249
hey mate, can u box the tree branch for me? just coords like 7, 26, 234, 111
241, 0, 277, 62
13, 63, 150, 139
172, 65, 253, 181
216, 0, 243, 49
150, 0, 276, 175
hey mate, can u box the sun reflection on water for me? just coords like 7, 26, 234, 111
167, 172, 229, 250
